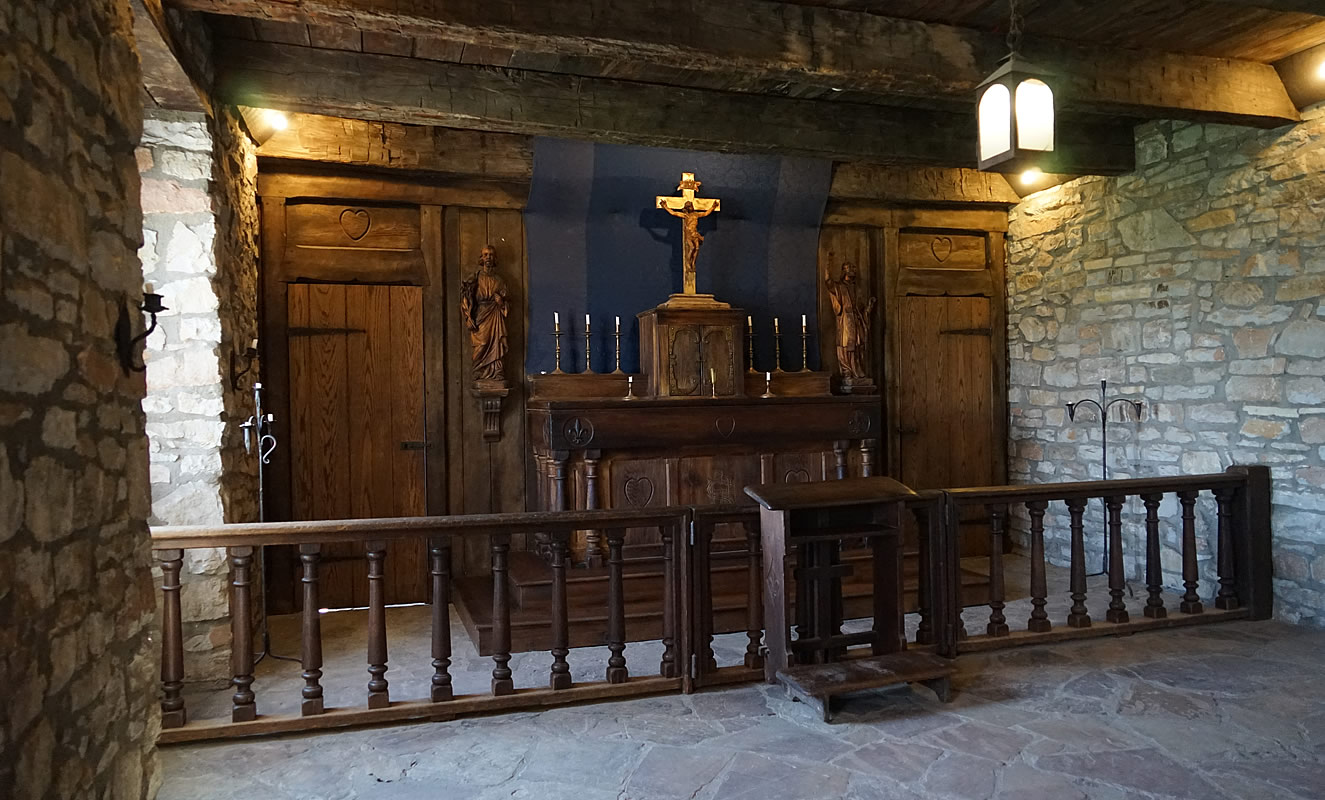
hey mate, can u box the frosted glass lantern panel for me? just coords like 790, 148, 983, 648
1015, 79, 1054, 152
978, 84, 1011, 161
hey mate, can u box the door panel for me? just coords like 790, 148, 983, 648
288, 283, 428, 608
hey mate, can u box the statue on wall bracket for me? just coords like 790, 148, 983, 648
656, 172, 728, 309
824, 260, 878, 394
461, 244, 510, 441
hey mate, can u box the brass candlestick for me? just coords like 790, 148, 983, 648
761, 371, 775, 399
773, 318, 784, 373
746, 317, 756, 373
800, 329, 811, 372
624, 375, 637, 400
551, 321, 565, 374
583, 322, 594, 374
612, 327, 624, 374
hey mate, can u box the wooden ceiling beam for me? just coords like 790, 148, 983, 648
1202, 1, 1325, 16
173, 0, 1299, 126
133, 0, 208, 111
215, 39, 1136, 174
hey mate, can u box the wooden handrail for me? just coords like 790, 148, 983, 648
151, 507, 691, 549
945, 471, 1244, 505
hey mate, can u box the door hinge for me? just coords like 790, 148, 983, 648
399, 440, 427, 451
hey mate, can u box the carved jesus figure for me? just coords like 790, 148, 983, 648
824, 261, 877, 383
659, 199, 718, 295
460, 245, 509, 383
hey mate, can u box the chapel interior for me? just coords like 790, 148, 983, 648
4, 1, 1325, 798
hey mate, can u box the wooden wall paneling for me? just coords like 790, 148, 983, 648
258, 170, 530, 211
285, 203, 421, 250
388, 285, 429, 601
485, 208, 528, 517
346, 284, 393, 605
881, 225, 902, 478
898, 232, 986, 270
421, 205, 448, 519
259, 197, 298, 613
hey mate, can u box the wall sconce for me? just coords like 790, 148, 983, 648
230, 338, 259, 390
115, 283, 167, 374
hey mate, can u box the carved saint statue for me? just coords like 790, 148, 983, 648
824, 261, 877, 384
460, 245, 509, 383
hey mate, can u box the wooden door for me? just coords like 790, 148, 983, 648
897, 295, 996, 553
288, 282, 428, 608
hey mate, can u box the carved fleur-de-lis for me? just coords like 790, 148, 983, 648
563, 417, 594, 447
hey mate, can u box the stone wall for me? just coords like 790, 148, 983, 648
140, 105, 258, 682
1007, 106, 1325, 626
0, 0, 160, 797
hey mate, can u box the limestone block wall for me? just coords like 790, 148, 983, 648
0, 0, 159, 797
140, 106, 258, 682
1007, 107, 1325, 626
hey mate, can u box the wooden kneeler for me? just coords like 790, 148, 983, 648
746, 477, 954, 722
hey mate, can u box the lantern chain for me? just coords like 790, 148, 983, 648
1006, 0, 1024, 56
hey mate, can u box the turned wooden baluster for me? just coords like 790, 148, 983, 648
229, 546, 257, 722
859, 439, 876, 478
986, 503, 1010, 636
745, 520, 764, 669
659, 524, 678, 678
549, 532, 572, 689
833, 440, 848, 481
490, 534, 514, 695
914, 504, 934, 645
1106, 496, 1129, 623
1178, 490, 1203, 614
299, 544, 325, 715
158, 549, 187, 728
1141, 493, 1167, 619
584, 452, 604, 566
429, 538, 454, 701
1026, 500, 1051, 632
365, 541, 390, 709
1066, 497, 1091, 628
605, 527, 629, 684
1214, 486, 1239, 610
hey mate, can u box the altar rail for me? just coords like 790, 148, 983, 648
150, 467, 1271, 743
939, 465, 1272, 654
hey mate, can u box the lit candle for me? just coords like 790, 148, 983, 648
766, 371, 771, 382
585, 313, 591, 331
802, 314, 807, 332
615, 315, 620, 333
774, 317, 780, 334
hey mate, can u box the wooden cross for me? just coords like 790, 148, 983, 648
657, 172, 721, 296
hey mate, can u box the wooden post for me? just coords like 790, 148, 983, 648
693, 518, 717, 677
744, 519, 764, 670
659, 523, 677, 678
1141, 493, 1166, 619
299, 544, 325, 715
1213, 486, 1239, 610
549, 533, 572, 689
1106, 496, 1129, 624
940, 493, 964, 653
429, 538, 454, 702
1178, 490, 1203, 614
985, 503, 1009, 636
490, 534, 514, 696
913, 503, 934, 646
228, 546, 257, 723
158, 549, 187, 728
1066, 497, 1091, 628
1026, 500, 1051, 633
760, 506, 793, 680
1228, 465, 1273, 620
605, 528, 629, 684
365, 541, 390, 709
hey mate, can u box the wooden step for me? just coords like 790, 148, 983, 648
777, 652, 955, 721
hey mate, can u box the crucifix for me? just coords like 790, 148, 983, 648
657, 172, 721, 297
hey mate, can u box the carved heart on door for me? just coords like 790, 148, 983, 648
623, 476, 655, 507
931, 236, 953, 262
715, 417, 736, 438
340, 208, 371, 241
784, 468, 810, 483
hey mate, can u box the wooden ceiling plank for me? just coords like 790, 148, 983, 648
216, 38, 1136, 174
168, 0, 1299, 126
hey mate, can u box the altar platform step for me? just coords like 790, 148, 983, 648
453, 548, 990, 656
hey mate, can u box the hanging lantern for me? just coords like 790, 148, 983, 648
977, 0, 1055, 173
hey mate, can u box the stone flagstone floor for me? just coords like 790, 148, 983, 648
160, 618, 1325, 799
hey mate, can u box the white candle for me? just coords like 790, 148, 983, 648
774, 317, 780, 334
802, 314, 807, 331
747, 315, 752, 328
585, 313, 591, 330
615, 316, 620, 333
143, 282, 155, 294
766, 371, 771, 382
554, 311, 560, 325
